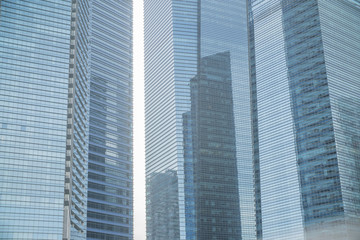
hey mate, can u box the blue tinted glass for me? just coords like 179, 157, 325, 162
0, 0, 90, 239
144, 0, 254, 239
87, 0, 133, 239
0, 1, 71, 239
250, 0, 360, 239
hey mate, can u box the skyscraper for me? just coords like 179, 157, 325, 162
0, 0, 133, 239
144, 0, 254, 239
249, 0, 360, 239
189, 51, 241, 239
0, 0, 90, 239
87, 0, 133, 239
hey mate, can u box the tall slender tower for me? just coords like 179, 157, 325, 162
144, 0, 255, 239
0, 0, 90, 239
86, 0, 133, 239
249, 0, 360, 239
0, 0, 133, 239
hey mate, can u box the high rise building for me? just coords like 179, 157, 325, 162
0, 0, 90, 239
188, 52, 242, 239
144, 0, 254, 239
249, 0, 360, 239
0, 0, 133, 239
87, 0, 133, 239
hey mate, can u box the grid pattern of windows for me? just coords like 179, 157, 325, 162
281, 1, 344, 239
250, 0, 360, 239
200, 1, 257, 239
63, 0, 91, 238
0, 1, 71, 239
145, 0, 252, 239
0, 0, 90, 239
145, 0, 192, 238
251, 1, 305, 239
318, 0, 360, 238
87, 0, 133, 239
191, 52, 241, 240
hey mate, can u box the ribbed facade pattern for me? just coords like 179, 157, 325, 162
145, 0, 252, 239
318, 0, 360, 238
0, 0, 134, 239
281, 1, 343, 239
145, 0, 182, 239
0, 0, 90, 239
252, 1, 305, 239
87, 0, 133, 239
172, 1, 199, 239
250, 0, 360, 239
64, 0, 90, 238
0, 1, 71, 239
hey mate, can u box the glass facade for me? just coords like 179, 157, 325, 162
251, 1, 305, 239
250, 0, 360, 239
247, 1, 262, 239
319, 1, 360, 239
0, 0, 134, 239
63, 0, 90, 239
144, 0, 254, 239
0, 0, 90, 239
144, 0, 182, 238
87, 0, 133, 240
190, 52, 241, 239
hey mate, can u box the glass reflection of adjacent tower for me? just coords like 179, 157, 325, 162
184, 51, 242, 240
147, 51, 241, 240
146, 170, 180, 240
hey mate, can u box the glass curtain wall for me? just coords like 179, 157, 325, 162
87, 0, 133, 240
64, 0, 90, 238
250, 0, 360, 239
145, 0, 254, 239
0, 0, 90, 239
0, 1, 72, 238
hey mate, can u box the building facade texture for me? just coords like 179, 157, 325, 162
189, 52, 241, 239
144, 0, 254, 239
0, 0, 132, 239
0, 0, 90, 239
87, 0, 133, 239
249, 0, 360, 239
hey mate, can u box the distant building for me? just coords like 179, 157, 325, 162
147, 170, 180, 239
